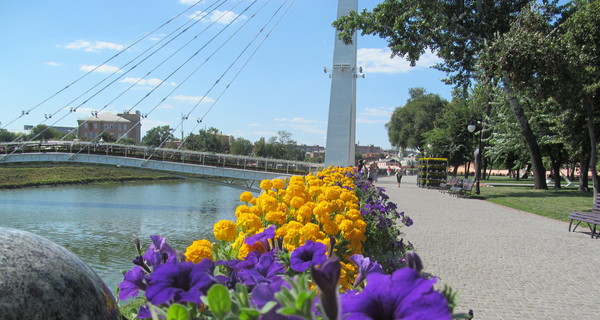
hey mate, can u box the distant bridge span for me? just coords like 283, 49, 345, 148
0, 142, 323, 190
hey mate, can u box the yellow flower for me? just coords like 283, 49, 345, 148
184, 239, 213, 263
272, 179, 285, 190
259, 179, 273, 190
290, 196, 305, 209
265, 211, 287, 225
256, 194, 279, 213
235, 205, 250, 217
236, 213, 262, 233
322, 220, 339, 236
239, 191, 254, 203
213, 220, 237, 242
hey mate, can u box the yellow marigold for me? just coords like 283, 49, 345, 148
289, 176, 304, 184
238, 241, 267, 259
184, 239, 213, 263
353, 219, 367, 233
345, 209, 361, 221
340, 191, 357, 203
213, 220, 237, 242
272, 178, 285, 190
322, 220, 339, 236
257, 194, 279, 213
339, 219, 354, 233
249, 198, 257, 205
265, 211, 287, 225
259, 179, 273, 191
290, 196, 305, 209
239, 191, 254, 203
333, 214, 345, 225
339, 261, 357, 291
295, 205, 313, 224
249, 205, 262, 216
235, 205, 250, 217
236, 213, 262, 233
325, 187, 341, 200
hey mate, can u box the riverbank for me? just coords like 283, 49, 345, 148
0, 165, 181, 189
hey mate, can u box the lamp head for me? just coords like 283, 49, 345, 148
467, 124, 476, 133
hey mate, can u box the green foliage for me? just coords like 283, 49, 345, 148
252, 131, 305, 161
230, 137, 253, 155
186, 127, 229, 153
29, 124, 61, 141
274, 275, 316, 320
386, 88, 447, 150
143, 125, 174, 147
0, 129, 17, 142
202, 284, 232, 320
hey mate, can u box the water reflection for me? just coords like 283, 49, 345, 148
0, 180, 243, 294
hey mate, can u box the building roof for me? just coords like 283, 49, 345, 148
78, 112, 131, 123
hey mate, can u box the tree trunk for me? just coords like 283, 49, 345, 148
452, 165, 459, 177
503, 80, 548, 189
579, 151, 590, 192
465, 162, 470, 179
551, 158, 561, 189
583, 93, 598, 199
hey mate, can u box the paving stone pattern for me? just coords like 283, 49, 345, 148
376, 175, 600, 319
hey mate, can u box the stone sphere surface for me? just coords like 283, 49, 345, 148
0, 227, 120, 320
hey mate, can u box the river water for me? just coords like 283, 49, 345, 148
0, 180, 243, 295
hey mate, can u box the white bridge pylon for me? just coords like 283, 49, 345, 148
324, 0, 358, 168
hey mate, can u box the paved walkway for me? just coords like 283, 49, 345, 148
375, 175, 599, 319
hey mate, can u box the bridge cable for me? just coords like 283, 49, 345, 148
179, 0, 297, 150
16, 0, 230, 146
61, 0, 243, 145
117, 0, 279, 147
20, 0, 230, 142
143, 0, 291, 159
1, 0, 206, 131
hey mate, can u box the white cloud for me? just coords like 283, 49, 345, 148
64, 40, 125, 52
247, 123, 260, 127
253, 131, 276, 136
357, 48, 442, 74
171, 95, 215, 104
274, 117, 326, 135
119, 77, 176, 87
45, 61, 60, 67
158, 104, 176, 110
141, 118, 170, 130
79, 64, 121, 73
356, 106, 394, 125
189, 10, 246, 24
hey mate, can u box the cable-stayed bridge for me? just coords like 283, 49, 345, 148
0, 141, 323, 190
1, 0, 359, 173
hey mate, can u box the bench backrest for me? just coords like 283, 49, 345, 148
593, 193, 600, 214
462, 179, 474, 191
448, 176, 458, 186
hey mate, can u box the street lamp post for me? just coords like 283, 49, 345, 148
467, 123, 482, 195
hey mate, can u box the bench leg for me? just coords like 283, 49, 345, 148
570, 220, 582, 232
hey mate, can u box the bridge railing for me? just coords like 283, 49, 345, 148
0, 141, 324, 176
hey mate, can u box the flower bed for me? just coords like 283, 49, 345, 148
117, 167, 469, 319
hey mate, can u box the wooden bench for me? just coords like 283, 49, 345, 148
439, 176, 458, 193
568, 193, 600, 238
449, 179, 474, 198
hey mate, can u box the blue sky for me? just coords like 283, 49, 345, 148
0, 0, 453, 149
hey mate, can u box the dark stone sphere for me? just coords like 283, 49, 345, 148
0, 227, 121, 320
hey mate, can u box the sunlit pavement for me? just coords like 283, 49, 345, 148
376, 175, 600, 319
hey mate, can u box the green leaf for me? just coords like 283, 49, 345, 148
259, 301, 277, 314
279, 307, 298, 316
207, 284, 232, 319
166, 303, 190, 320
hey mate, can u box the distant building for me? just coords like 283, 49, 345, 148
77, 111, 141, 143
296, 145, 326, 158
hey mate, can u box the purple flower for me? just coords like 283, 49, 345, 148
311, 258, 341, 320
118, 266, 147, 300
350, 254, 383, 288
236, 251, 285, 288
145, 261, 215, 305
340, 268, 450, 320
245, 225, 276, 251
290, 241, 327, 272
143, 235, 178, 267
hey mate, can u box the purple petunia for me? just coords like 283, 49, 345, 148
290, 240, 327, 272
145, 261, 215, 305
340, 268, 451, 320
118, 266, 147, 300
142, 235, 178, 267
245, 225, 276, 251
235, 251, 285, 288
350, 254, 383, 288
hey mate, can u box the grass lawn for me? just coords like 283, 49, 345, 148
474, 185, 594, 222
0, 165, 177, 188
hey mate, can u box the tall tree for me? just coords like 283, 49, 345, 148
386, 88, 447, 150
142, 126, 173, 147
334, 0, 551, 189
230, 137, 253, 156
0, 129, 17, 142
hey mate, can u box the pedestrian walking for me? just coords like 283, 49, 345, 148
395, 167, 403, 187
